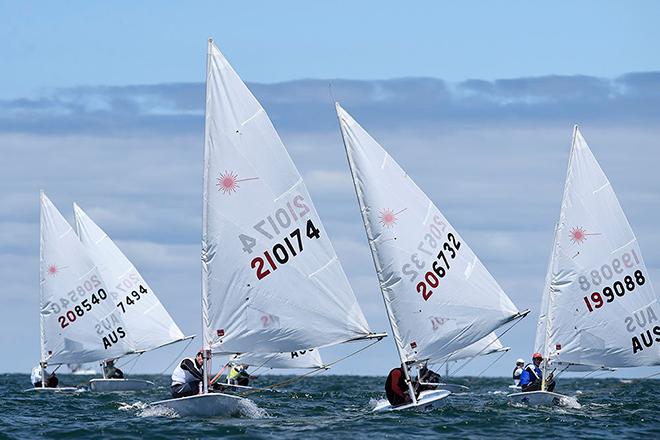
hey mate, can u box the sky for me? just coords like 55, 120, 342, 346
1, 1, 659, 380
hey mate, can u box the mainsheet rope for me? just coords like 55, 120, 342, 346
238, 338, 383, 397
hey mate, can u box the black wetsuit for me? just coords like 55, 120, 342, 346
104, 364, 124, 379
34, 374, 59, 388
385, 368, 410, 406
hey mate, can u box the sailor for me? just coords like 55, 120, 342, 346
419, 365, 441, 384
31, 363, 59, 388
102, 359, 124, 379
170, 351, 205, 398
227, 364, 253, 386
512, 358, 525, 386
385, 367, 412, 406
519, 352, 555, 392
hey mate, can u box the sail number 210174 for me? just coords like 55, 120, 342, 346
251, 219, 321, 280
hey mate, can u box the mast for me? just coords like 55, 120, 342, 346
541, 124, 579, 390
201, 37, 214, 395
39, 190, 46, 389
336, 102, 417, 405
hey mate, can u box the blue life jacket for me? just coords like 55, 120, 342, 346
519, 363, 542, 386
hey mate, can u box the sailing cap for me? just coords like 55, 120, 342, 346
532, 352, 543, 359
516, 358, 525, 364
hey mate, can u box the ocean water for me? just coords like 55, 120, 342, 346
1, 374, 658, 439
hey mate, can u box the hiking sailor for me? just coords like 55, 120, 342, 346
102, 359, 124, 379
512, 358, 525, 386
170, 351, 205, 398
31, 363, 59, 388
519, 352, 555, 392
385, 367, 412, 406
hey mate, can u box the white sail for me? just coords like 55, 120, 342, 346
231, 348, 325, 369
201, 41, 373, 356
535, 127, 660, 369
74, 204, 186, 353
40, 192, 133, 365
336, 103, 522, 365
442, 332, 508, 363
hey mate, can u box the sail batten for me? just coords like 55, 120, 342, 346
201, 42, 374, 356
535, 127, 660, 368
336, 103, 522, 365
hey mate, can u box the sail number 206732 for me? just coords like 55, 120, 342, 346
416, 233, 461, 301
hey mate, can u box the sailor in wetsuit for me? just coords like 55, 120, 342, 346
385, 367, 412, 406
512, 358, 525, 386
102, 359, 124, 379
31, 363, 59, 388
519, 352, 555, 392
171, 351, 205, 398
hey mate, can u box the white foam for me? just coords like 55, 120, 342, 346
237, 398, 269, 418
559, 395, 582, 409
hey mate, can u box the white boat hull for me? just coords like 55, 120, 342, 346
507, 390, 574, 406
373, 389, 451, 412
434, 383, 469, 393
89, 378, 155, 392
150, 392, 253, 417
23, 387, 79, 393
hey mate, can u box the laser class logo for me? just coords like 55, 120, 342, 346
569, 226, 601, 245
46, 264, 66, 276
378, 208, 407, 228
216, 170, 258, 195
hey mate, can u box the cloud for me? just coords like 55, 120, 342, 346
2, 72, 660, 137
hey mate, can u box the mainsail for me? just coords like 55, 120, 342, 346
441, 332, 509, 364
534, 126, 660, 369
336, 103, 524, 366
74, 203, 186, 354
201, 40, 374, 356
230, 348, 325, 370
39, 192, 133, 365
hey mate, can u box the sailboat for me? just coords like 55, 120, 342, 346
150, 40, 383, 417
508, 126, 660, 405
73, 203, 192, 392
29, 192, 133, 392
335, 103, 528, 411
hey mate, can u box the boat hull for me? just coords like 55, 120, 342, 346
434, 383, 469, 393
23, 387, 79, 393
89, 378, 155, 392
149, 392, 252, 417
373, 389, 451, 412
507, 390, 572, 406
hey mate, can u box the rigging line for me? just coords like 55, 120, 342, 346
643, 371, 660, 379
238, 338, 381, 397
124, 352, 144, 375
476, 350, 508, 378
157, 337, 194, 376
451, 316, 526, 376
